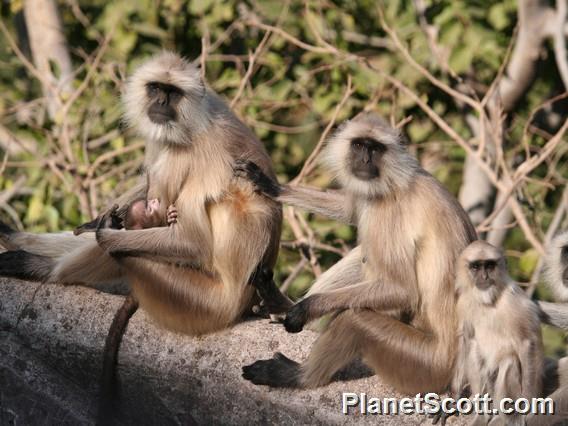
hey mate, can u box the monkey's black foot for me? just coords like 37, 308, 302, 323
242, 353, 300, 387
76, 205, 123, 235
233, 159, 282, 198
284, 301, 309, 333
0, 250, 53, 281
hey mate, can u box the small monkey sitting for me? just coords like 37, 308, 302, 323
448, 240, 543, 426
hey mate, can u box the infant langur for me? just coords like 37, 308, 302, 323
99, 198, 178, 232
124, 198, 177, 230
450, 241, 543, 426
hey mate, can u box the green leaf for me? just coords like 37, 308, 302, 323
519, 249, 539, 276
488, 4, 509, 30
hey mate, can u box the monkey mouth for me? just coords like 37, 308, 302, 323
475, 279, 494, 290
148, 112, 175, 124
352, 168, 380, 181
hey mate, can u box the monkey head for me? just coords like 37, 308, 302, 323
457, 240, 509, 305
123, 51, 210, 145
321, 112, 419, 199
544, 231, 568, 302
124, 198, 163, 230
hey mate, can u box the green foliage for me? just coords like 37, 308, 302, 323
1, 0, 567, 353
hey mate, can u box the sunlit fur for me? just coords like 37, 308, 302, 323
0, 52, 282, 336
544, 231, 568, 302
454, 241, 543, 425
320, 112, 419, 199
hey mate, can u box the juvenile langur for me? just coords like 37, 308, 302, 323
0, 51, 288, 334
526, 231, 568, 426
239, 112, 477, 393
451, 241, 543, 426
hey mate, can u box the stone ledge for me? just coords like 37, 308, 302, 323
0, 278, 465, 425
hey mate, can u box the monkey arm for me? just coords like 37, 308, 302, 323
278, 185, 352, 224
235, 160, 352, 224
520, 339, 542, 397
95, 226, 204, 265
284, 280, 412, 333
537, 301, 568, 330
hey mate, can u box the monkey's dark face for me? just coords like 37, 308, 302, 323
561, 246, 568, 286
349, 137, 387, 180
146, 82, 184, 124
469, 259, 499, 290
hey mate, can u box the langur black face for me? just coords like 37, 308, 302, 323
146, 82, 184, 124
561, 245, 568, 286
349, 137, 387, 181
469, 258, 499, 290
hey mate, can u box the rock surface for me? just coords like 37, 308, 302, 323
0, 278, 467, 425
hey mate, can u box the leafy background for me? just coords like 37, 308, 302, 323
1, 0, 567, 355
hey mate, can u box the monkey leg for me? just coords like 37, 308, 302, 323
97, 294, 139, 426
243, 310, 452, 393
303, 310, 451, 393
0, 221, 94, 257
242, 310, 361, 388
526, 385, 568, 426
0, 227, 124, 289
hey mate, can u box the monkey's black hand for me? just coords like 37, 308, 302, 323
234, 159, 282, 198
249, 266, 293, 315
284, 300, 309, 333
430, 398, 458, 425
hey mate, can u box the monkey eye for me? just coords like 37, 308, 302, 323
469, 261, 481, 271
352, 141, 364, 150
561, 246, 568, 261
146, 83, 159, 96
485, 260, 497, 271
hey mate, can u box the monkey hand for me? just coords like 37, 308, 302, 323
166, 204, 178, 225
233, 159, 282, 198
283, 301, 309, 333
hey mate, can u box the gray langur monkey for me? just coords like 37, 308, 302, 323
0, 51, 290, 333
528, 231, 568, 426
451, 241, 543, 426
0, 51, 293, 422
238, 112, 478, 393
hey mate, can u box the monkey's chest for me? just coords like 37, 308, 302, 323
471, 321, 519, 363
147, 154, 190, 205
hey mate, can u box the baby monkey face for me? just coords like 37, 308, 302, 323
127, 198, 163, 230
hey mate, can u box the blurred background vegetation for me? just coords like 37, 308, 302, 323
0, 0, 567, 354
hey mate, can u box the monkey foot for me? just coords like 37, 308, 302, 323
242, 352, 300, 387
283, 302, 308, 333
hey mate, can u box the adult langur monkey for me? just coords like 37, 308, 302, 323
0, 52, 292, 419
450, 241, 543, 426
238, 112, 478, 393
529, 231, 568, 425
